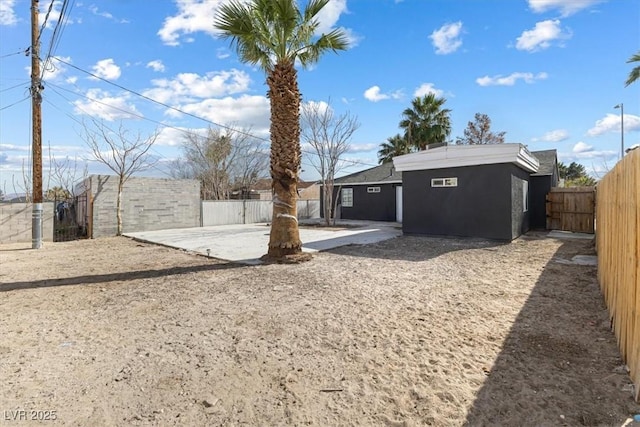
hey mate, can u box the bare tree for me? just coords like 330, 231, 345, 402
47, 143, 88, 197
81, 120, 159, 235
174, 126, 268, 200
301, 100, 360, 225
455, 113, 506, 145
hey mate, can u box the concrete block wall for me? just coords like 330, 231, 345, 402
88, 175, 201, 238
0, 203, 54, 243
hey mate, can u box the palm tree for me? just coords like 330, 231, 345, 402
400, 94, 452, 150
625, 51, 640, 87
215, 0, 348, 260
378, 134, 411, 164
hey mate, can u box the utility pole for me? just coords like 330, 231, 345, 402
31, 0, 43, 248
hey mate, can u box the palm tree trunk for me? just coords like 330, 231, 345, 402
266, 62, 302, 258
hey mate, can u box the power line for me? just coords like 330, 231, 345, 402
0, 81, 30, 94
49, 57, 379, 169
41, 0, 74, 81
0, 49, 26, 59
37, 0, 56, 43
0, 96, 30, 112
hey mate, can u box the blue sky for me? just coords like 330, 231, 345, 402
1, 0, 638, 194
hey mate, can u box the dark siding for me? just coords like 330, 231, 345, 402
530, 175, 552, 229
509, 165, 531, 239
341, 184, 397, 221
320, 184, 397, 221
402, 164, 521, 240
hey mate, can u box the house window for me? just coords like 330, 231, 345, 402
523, 180, 529, 212
342, 188, 353, 207
367, 187, 381, 193
431, 177, 458, 187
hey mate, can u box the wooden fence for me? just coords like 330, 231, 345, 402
546, 187, 596, 233
596, 148, 639, 401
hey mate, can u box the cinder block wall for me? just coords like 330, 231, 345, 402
89, 175, 201, 238
0, 203, 54, 243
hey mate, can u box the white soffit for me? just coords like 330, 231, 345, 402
393, 144, 540, 173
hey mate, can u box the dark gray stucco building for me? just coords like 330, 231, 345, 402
320, 162, 402, 222
528, 149, 560, 229
393, 144, 541, 241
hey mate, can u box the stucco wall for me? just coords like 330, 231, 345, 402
87, 175, 201, 238
402, 164, 529, 241
0, 202, 55, 243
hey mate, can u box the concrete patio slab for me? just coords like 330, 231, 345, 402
125, 221, 402, 265
547, 230, 595, 240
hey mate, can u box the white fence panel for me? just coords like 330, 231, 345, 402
244, 201, 273, 223
297, 200, 320, 219
201, 201, 244, 226
201, 199, 320, 226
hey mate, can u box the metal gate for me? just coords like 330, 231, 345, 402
53, 194, 89, 242
545, 187, 596, 233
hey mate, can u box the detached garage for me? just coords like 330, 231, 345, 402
393, 144, 540, 241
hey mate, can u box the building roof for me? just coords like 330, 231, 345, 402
333, 162, 402, 185
530, 149, 557, 176
393, 143, 540, 173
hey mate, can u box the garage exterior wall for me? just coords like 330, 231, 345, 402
402, 163, 530, 240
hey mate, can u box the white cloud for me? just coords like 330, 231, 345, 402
476, 72, 548, 86
515, 20, 571, 52
363, 85, 402, 102
315, 0, 347, 34
158, 0, 357, 48
587, 113, 640, 136
155, 127, 198, 147
413, 83, 444, 98
533, 129, 569, 142
143, 69, 251, 104
346, 143, 378, 153
0, 143, 30, 152
528, 0, 602, 17
572, 141, 593, 153
302, 100, 332, 116
166, 95, 271, 136
73, 89, 140, 121
158, 0, 227, 46
43, 56, 71, 81
89, 5, 113, 19
429, 22, 463, 55
146, 60, 166, 72
216, 48, 230, 59
66, 76, 78, 84
90, 58, 122, 80
0, 0, 17, 26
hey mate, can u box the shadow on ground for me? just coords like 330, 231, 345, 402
327, 234, 506, 262
464, 240, 639, 426
0, 262, 243, 292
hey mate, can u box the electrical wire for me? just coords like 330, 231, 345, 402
41, 0, 74, 81
37, 0, 57, 43
50, 57, 380, 169
0, 96, 30, 112
0, 81, 30, 94
0, 50, 26, 59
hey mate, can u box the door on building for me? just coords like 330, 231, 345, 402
396, 186, 403, 223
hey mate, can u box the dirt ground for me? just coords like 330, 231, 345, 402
1, 233, 638, 426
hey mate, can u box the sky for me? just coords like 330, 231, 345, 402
0, 0, 639, 195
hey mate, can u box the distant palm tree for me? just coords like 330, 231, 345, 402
378, 134, 411, 164
215, 0, 348, 260
400, 94, 452, 150
625, 51, 640, 87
